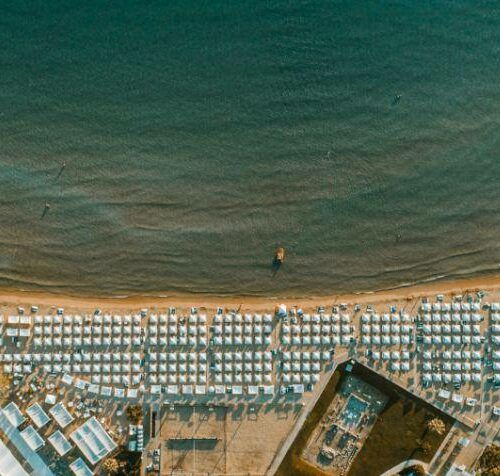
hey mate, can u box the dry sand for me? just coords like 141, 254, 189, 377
3, 275, 499, 475
159, 404, 303, 475
0, 275, 499, 313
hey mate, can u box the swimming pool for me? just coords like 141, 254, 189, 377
341, 396, 368, 427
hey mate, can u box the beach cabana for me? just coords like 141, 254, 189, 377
292, 384, 304, 394
100, 386, 112, 396
452, 393, 464, 404
195, 385, 206, 395
438, 389, 450, 399
422, 373, 432, 383
432, 373, 442, 382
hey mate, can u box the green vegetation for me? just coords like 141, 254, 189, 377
101, 457, 120, 475
126, 405, 143, 424
101, 447, 141, 476
478, 445, 500, 476
0, 372, 12, 404
427, 418, 446, 436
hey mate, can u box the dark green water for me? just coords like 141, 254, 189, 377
0, 1, 499, 297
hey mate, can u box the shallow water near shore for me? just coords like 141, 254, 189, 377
0, 1, 499, 297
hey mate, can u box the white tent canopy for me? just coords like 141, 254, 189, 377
2, 402, 25, 428
26, 403, 50, 429
49, 403, 74, 429
69, 458, 93, 476
20, 425, 45, 451
48, 431, 72, 456
70, 417, 117, 465
0, 439, 29, 476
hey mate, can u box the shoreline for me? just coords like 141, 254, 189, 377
0, 274, 499, 312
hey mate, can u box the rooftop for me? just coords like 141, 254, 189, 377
70, 416, 117, 465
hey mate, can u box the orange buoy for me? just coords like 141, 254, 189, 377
275, 247, 285, 263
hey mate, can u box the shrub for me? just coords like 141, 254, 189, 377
478, 445, 500, 476
126, 405, 143, 424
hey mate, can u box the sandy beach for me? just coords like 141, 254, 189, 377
0, 274, 499, 313
1, 274, 498, 476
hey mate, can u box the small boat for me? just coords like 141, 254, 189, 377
275, 247, 285, 263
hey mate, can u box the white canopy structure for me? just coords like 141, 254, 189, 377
2, 402, 25, 428
20, 425, 44, 451
26, 403, 50, 428
69, 458, 93, 476
49, 402, 74, 429
0, 439, 29, 476
70, 417, 117, 465
48, 430, 72, 456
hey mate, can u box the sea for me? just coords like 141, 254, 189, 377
0, 0, 499, 298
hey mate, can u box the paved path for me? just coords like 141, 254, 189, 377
380, 459, 428, 476
265, 351, 350, 476
427, 421, 461, 474
0, 410, 55, 476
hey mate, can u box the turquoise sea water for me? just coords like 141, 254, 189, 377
0, 1, 499, 297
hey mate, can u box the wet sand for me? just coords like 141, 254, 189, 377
0, 275, 499, 313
